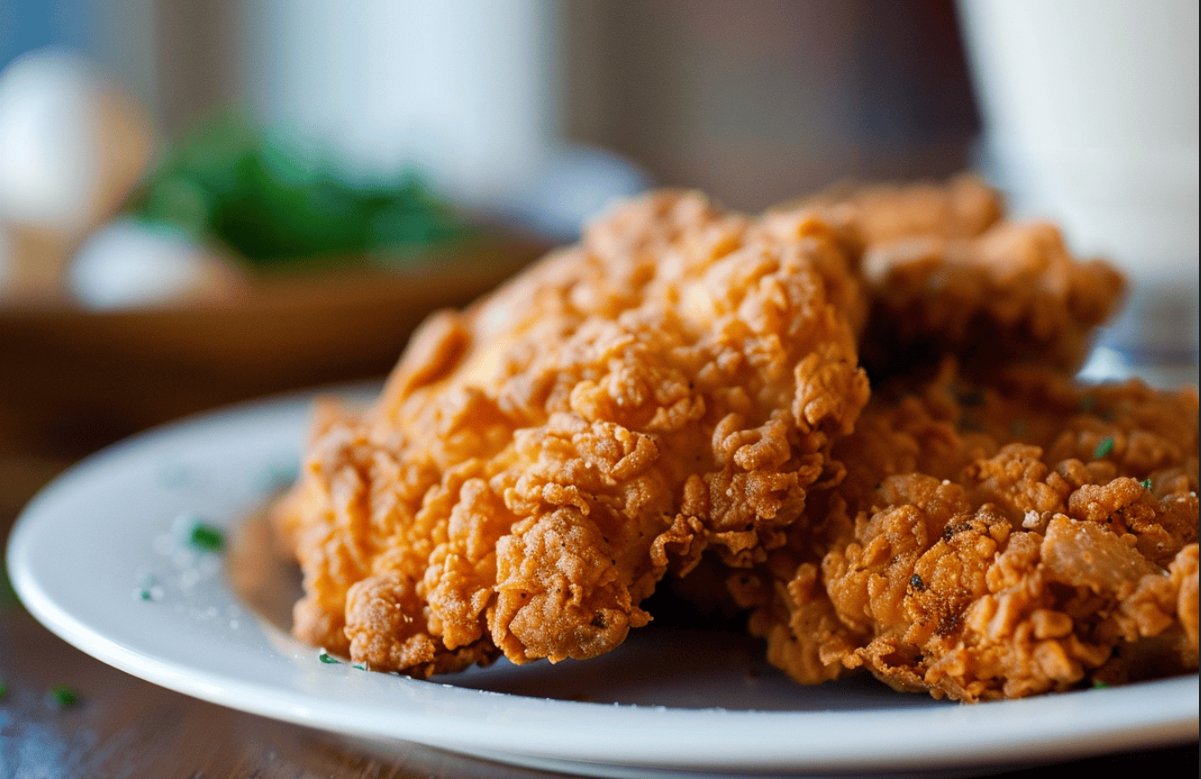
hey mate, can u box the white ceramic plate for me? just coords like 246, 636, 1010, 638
7, 387, 1198, 778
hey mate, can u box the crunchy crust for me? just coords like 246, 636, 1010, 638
739, 362, 1198, 700
275, 191, 869, 673
765, 175, 1125, 377
273, 175, 1197, 701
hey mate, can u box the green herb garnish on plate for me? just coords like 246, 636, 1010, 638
187, 521, 225, 553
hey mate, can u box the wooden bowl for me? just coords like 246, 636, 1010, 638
0, 232, 547, 462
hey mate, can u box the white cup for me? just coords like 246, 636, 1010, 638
957, 0, 1199, 372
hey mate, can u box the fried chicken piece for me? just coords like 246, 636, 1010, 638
740, 361, 1199, 701
771, 173, 1006, 247
275, 173, 1190, 701
857, 222, 1125, 377
275, 190, 870, 675
763, 176, 1126, 378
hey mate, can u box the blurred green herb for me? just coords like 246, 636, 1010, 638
1093, 436, 1115, 460
48, 683, 80, 708
188, 522, 225, 553
319, 652, 340, 665
0, 678, 8, 699
1141, 478, 1153, 490
127, 110, 471, 267
134, 573, 160, 602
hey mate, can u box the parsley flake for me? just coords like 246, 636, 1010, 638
134, 573, 161, 602
1141, 478, 1153, 490
0, 679, 8, 699
352, 663, 367, 671
48, 683, 80, 708
1092, 436, 1115, 460
187, 522, 225, 553
319, 652, 340, 664
1092, 680, 1110, 690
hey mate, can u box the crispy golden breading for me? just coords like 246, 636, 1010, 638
740, 362, 1199, 701
766, 176, 1125, 377
856, 222, 1124, 376
275, 175, 1197, 701
770, 174, 1006, 246
275, 191, 869, 674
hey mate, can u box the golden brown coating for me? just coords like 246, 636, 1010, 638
741, 362, 1199, 701
770, 173, 1006, 247
275, 190, 869, 674
274, 174, 1196, 701
765, 176, 1126, 377
857, 222, 1124, 376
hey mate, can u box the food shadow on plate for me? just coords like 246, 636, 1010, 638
227, 503, 947, 713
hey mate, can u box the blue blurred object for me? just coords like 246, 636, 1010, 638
0, 0, 94, 71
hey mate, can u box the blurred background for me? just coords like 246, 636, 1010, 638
0, 0, 1197, 499
1, 6, 1196, 776
0, 1, 983, 300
